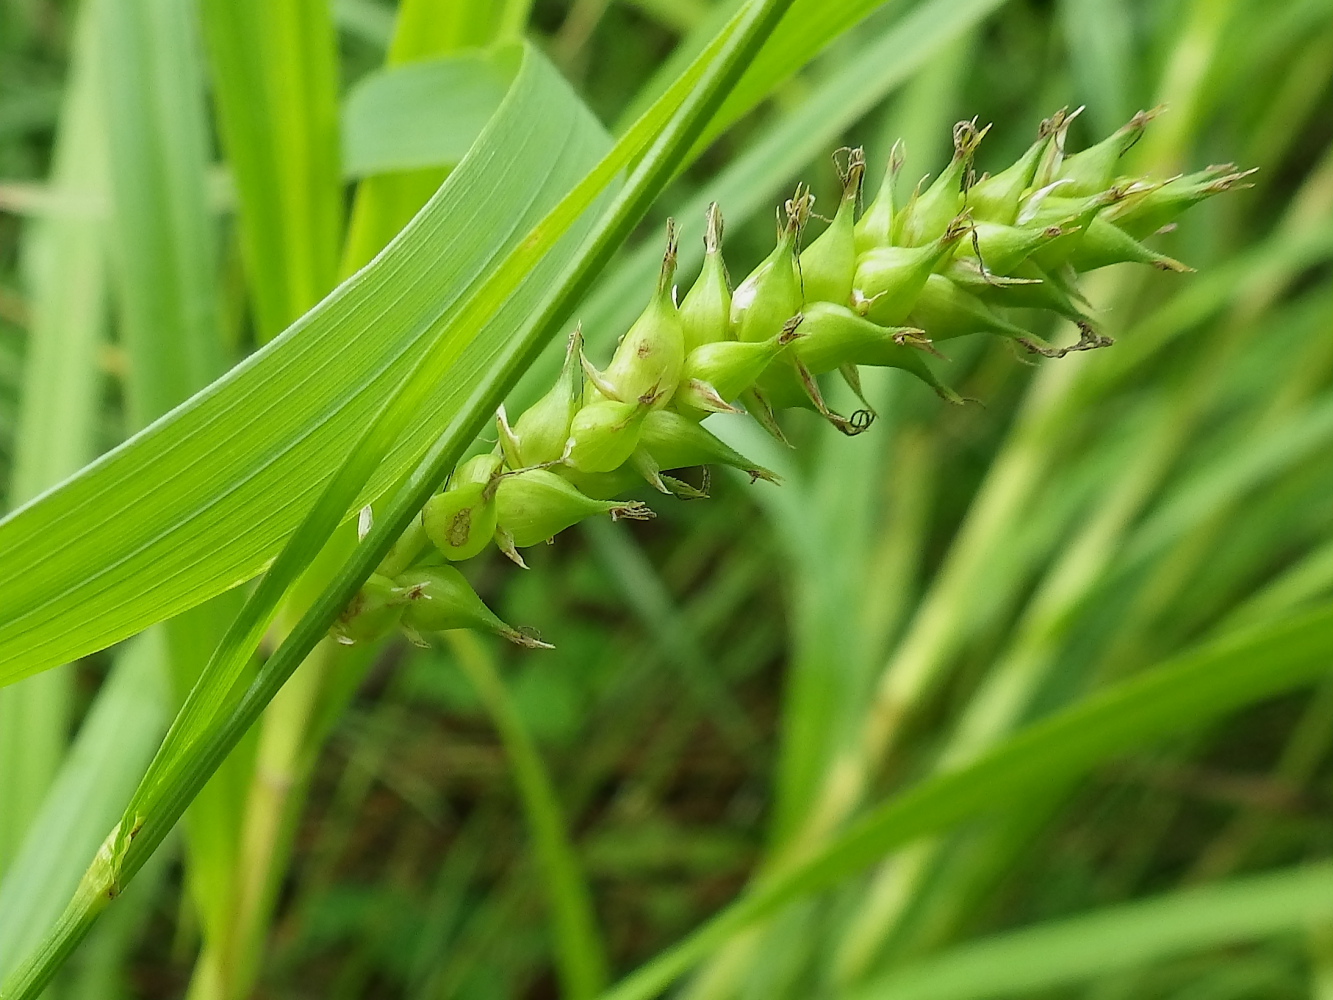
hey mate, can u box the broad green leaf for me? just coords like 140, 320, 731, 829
849, 861, 1333, 1000
0, 43, 609, 689
339, 0, 526, 274
342, 51, 511, 178
595, 603, 1333, 1000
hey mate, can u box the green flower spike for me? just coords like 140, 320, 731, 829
331, 573, 407, 645
732, 187, 809, 342
396, 565, 552, 648
895, 118, 990, 246
603, 220, 684, 405
854, 139, 904, 254
853, 214, 973, 325
679, 203, 733, 353
423, 453, 503, 562
673, 315, 803, 419
801, 147, 865, 306
504, 325, 586, 467
639, 409, 779, 483
1055, 107, 1160, 196
496, 468, 654, 549
564, 388, 662, 473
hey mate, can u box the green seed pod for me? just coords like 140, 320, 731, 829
1021, 188, 1123, 272
1055, 107, 1159, 196
331, 573, 406, 645
752, 356, 813, 411
907, 273, 1033, 343
630, 448, 712, 499
739, 386, 792, 446
672, 318, 802, 419
1017, 187, 1108, 229
679, 203, 733, 354
557, 465, 642, 501
801, 148, 865, 306
564, 393, 657, 474
377, 513, 431, 579
604, 221, 684, 405
853, 140, 904, 254
456, 453, 503, 485
1067, 214, 1192, 272
945, 258, 1090, 323
967, 126, 1051, 224
670, 379, 740, 418
423, 453, 503, 562
640, 409, 778, 482
1029, 105, 1079, 190
1106, 164, 1257, 240
753, 354, 875, 435
508, 326, 585, 466
789, 301, 961, 403
790, 301, 918, 372
853, 215, 972, 325
732, 188, 808, 342
396, 565, 551, 648
961, 220, 1075, 275
496, 468, 653, 547
895, 119, 989, 246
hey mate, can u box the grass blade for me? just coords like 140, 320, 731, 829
849, 862, 1333, 1000
594, 604, 1333, 1000
0, 634, 169, 980
200, 0, 342, 340
448, 631, 609, 1000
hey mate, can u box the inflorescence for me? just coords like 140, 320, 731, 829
334, 107, 1254, 649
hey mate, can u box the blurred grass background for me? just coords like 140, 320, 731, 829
2, 0, 1333, 997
